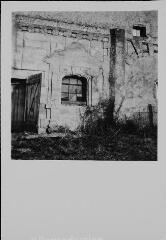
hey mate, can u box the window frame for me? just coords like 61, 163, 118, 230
61, 75, 87, 106
132, 25, 147, 38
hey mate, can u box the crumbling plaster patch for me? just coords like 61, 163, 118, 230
117, 54, 157, 119
41, 40, 109, 130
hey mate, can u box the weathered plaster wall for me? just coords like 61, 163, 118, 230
12, 12, 158, 131
12, 15, 110, 131
115, 37, 158, 126
42, 37, 110, 131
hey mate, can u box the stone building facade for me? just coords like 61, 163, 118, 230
12, 12, 158, 133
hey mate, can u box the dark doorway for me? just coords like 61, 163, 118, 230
11, 73, 42, 132
11, 78, 26, 132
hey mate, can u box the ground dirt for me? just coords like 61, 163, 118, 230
11, 130, 157, 160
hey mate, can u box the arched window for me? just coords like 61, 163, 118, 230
61, 75, 87, 105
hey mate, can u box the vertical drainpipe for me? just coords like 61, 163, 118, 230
109, 28, 125, 122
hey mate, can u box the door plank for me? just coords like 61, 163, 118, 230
24, 73, 42, 132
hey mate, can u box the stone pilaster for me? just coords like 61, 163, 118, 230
109, 29, 125, 121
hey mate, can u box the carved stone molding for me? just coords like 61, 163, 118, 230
14, 15, 110, 43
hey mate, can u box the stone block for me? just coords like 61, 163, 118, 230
39, 102, 46, 111
46, 28, 53, 35
23, 46, 48, 60
102, 37, 109, 42
56, 35, 66, 50
52, 29, 59, 36
39, 119, 49, 128
40, 87, 47, 103
126, 41, 135, 56
141, 42, 149, 53
103, 41, 109, 49
45, 108, 51, 119
50, 35, 58, 52
103, 55, 109, 63
13, 48, 22, 68
91, 40, 102, 50
22, 58, 48, 71
58, 104, 84, 130
103, 48, 108, 56
41, 74, 47, 87
38, 127, 46, 134
60, 65, 72, 76
24, 32, 49, 42
65, 37, 77, 48
148, 43, 154, 55
90, 40, 103, 57
78, 39, 90, 52
62, 31, 70, 37
59, 30, 66, 36
20, 25, 29, 32
153, 44, 158, 53
82, 33, 89, 40
16, 31, 24, 47
24, 39, 50, 52
92, 35, 99, 41
71, 31, 77, 38
22, 47, 49, 70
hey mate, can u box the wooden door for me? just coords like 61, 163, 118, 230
24, 73, 42, 132
11, 79, 26, 132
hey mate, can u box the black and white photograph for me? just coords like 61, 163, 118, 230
2, 2, 166, 240
11, 10, 158, 160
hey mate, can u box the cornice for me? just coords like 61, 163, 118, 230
14, 15, 110, 42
